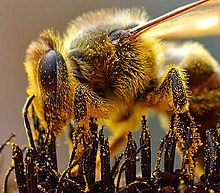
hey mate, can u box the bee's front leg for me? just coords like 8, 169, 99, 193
71, 84, 110, 146
70, 84, 110, 176
73, 85, 110, 124
156, 65, 202, 179
158, 65, 189, 113
74, 85, 87, 122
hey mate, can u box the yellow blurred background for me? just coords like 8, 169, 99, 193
0, 0, 219, 190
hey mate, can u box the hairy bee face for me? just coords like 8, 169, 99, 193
24, 30, 76, 134
65, 9, 160, 103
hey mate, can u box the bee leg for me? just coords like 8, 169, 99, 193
72, 85, 110, 156
157, 65, 202, 178
68, 85, 89, 162
158, 65, 189, 113
74, 85, 87, 122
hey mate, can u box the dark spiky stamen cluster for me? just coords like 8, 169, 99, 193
2, 98, 220, 193
204, 126, 220, 191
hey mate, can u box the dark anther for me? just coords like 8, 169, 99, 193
164, 114, 176, 174
140, 116, 151, 181
125, 132, 137, 193
99, 127, 114, 192
12, 143, 28, 193
47, 132, 58, 189
86, 118, 99, 187
25, 148, 37, 193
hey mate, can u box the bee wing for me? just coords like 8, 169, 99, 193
146, 0, 220, 39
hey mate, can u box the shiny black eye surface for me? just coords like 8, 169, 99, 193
108, 29, 129, 45
38, 49, 66, 92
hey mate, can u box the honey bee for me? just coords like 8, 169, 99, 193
24, 0, 220, 176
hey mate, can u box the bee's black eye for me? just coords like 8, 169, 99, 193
108, 29, 129, 45
38, 49, 66, 93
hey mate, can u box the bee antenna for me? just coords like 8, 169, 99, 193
129, 0, 210, 37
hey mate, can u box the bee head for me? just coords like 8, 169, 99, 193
65, 9, 160, 103
25, 30, 68, 99
24, 29, 75, 133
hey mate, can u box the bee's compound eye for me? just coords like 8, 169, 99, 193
38, 49, 65, 92
108, 29, 129, 45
